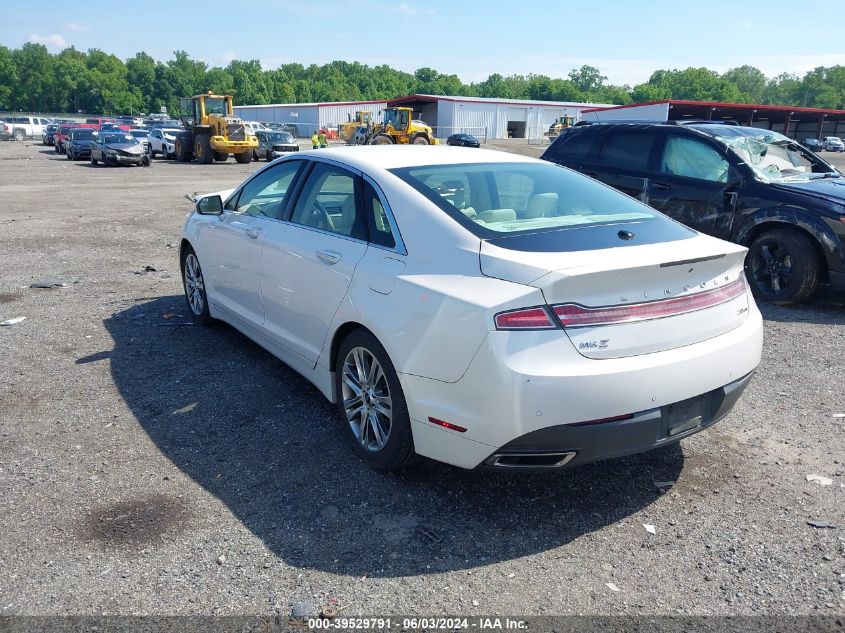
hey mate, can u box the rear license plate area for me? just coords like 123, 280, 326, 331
661, 395, 706, 438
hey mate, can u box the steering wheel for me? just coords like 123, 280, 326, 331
309, 201, 332, 230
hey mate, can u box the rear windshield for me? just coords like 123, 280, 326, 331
390, 162, 669, 237
70, 129, 95, 140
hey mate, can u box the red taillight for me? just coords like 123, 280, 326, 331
569, 414, 635, 427
553, 277, 746, 328
494, 307, 556, 330
428, 417, 467, 433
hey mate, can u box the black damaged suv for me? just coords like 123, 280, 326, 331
542, 121, 845, 304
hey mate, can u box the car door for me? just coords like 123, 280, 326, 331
150, 129, 161, 152
260, 160, 369, 362
646, 132, 738, 238
199, 162, 301, 328
584, 128, 660, 203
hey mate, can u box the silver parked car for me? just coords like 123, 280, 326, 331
253, 130, 299, 161
823, 136, 845, 152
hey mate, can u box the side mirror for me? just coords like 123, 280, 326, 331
197, 195, 223, 215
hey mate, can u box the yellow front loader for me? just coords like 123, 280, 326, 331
545, 114, 576, 140
339, 111, 374, 142
365, 107, 439, 145
174, 92, 259, 164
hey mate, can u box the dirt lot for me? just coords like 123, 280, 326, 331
1, 139, 844, 620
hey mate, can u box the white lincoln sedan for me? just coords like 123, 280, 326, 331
180, 146, 763, 471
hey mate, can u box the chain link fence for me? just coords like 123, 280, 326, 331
526, 125, 555, 146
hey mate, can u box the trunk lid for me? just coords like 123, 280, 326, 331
481, 231, 750, 359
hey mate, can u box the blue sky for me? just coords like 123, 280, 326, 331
3, 0, 844, 85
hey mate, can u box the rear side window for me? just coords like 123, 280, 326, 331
548, 131, 602, 162
598, 131, 656, 171
363, 181, 396, 249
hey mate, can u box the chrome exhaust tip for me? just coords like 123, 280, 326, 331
486, 451, 576, 469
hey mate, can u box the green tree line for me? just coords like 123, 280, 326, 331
1, 43, 844, 115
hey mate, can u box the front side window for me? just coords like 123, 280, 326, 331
290, 163, 365, 239
660, 136, 729, 183
232, 160, 303, 219
392, 162, 663, 237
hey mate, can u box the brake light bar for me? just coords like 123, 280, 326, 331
494, 306, 556, 330
569, 413, 635, 427
553, 276, 746, 328
428, 417, 467, 433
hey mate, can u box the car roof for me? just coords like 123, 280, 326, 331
304, 146, 539, 171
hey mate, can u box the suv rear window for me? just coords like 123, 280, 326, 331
598, 131, 656, 171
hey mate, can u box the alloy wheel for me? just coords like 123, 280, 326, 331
341, 347, 393, 452
750, 238, 793, 295
183, 253, 205, 315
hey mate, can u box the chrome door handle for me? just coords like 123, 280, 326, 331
316, 250, 342, 265
245, 228, 262, 239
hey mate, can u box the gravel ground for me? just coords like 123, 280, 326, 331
0, 139, 844, 620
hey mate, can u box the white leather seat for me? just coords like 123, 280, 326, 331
524, 193, 558, 218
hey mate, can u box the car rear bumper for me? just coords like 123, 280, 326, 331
401, 298, 763, 469
480, 371, 753, 470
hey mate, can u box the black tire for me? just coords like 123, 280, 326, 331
213, 151, 228, 162
175, 136, 193, 162
149, 148, 157, 158
411, 135, 429, 145
234, 151, 252, 164
141, 154, 151, 167
66, 149, 73, 160
90, 155, 98, 166
13, 129, 24, 142
266, 149, 274, 162
180, 246, 213, 326
54, 143, 61, 154
372, 135, 393, 145
334, 329, 417, 470
745, 228, 819, 305
194, 134, 213, 164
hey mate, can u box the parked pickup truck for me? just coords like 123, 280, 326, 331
1, 115, 53, 141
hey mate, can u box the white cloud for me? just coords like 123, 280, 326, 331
64, 22, 89, 32
29, 33, 67, 51
395, 2, 433, 16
